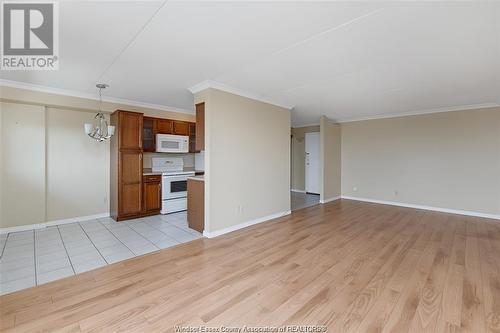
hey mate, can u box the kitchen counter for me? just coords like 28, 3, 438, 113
187, 175, 204, 182
142, 168, 163, 176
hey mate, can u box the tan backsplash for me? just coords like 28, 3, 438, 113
142, 153, 195, 169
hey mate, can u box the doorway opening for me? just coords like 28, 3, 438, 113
290, 129, 320, 211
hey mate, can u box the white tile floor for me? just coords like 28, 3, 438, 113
291, 191, 320, 211
0, 211, 202, 295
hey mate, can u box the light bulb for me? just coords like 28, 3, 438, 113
84, 123, 94, 135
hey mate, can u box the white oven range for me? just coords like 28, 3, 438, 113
151, 157, 194, 214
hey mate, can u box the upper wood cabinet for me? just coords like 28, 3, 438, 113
143, 117, 156, 152
142, 117, 196, 153
118, 111, 143, 150
195, 102, 205, 151
173, 121, 189, 136
157, 119, 173, 134
189, 123, 196, 153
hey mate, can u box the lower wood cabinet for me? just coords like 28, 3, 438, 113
121, 183, 142, 216
143, 175, 162, 216
187, 178, 204, 233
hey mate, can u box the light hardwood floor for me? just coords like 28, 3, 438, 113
1, 199, 499, 332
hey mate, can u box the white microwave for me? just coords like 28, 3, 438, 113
156, 134, 189, 153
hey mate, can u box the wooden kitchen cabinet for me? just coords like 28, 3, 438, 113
173, 121, 189, 135
142, 117, 156, 152
143, 175, 162, 216
189, 122, 196, 153
142, 117, 196, 152
110, 110, 144, 221
195, 102, 205, 151
118, 111, 143, 150
187, 178, 204, 233
157, 119, 173, 134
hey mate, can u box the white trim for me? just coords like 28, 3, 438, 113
203, 210, 291, 238
189, 80, 294, 110
336, 103, 499, 123
0, 79, 194, 115
291, 189, 306, 193
0, 213, 110, 234
341, 196, 500, 220
319, 196, 341, 204
292, 122, 320, 128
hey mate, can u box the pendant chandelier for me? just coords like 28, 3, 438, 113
84, 84, 115, 141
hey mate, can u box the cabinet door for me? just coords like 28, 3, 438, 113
121, 152, 142, 184
189, 122, 196, 153
119, 112, 143, 149
120, 152, 142, 215
144, 181, 161, 212
195, 103, 205, 151
157, 119, 173, 134
121, 184, 142, 215
143, 117, 156, 152
173, 121, 189, 135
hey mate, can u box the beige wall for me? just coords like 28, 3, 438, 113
341, 107, 500, 215
0, 86, 195, 229
1, 103, 46, 228
197, 88, 290, 234
320, 116, 341, 202
291, 125, 319, 191
143, 153, 194, 169
46, 108, 110, 221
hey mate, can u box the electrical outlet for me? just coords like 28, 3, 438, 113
237, 205, 243, 214
394, 190, 399, 196
353, 187, 357, 192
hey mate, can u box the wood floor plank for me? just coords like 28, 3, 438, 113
0, 200, 498, 333
461, 220, 487, 333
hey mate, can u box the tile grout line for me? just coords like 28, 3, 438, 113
143, 216, 196, 243
103, 217, 161, 252
167, 218, 202, 237
56, 225, 76, 275
0, 233, 10, 258
156, 214, 200, 236
76, 223, 109, 265
140, 219, 182, 244
97, 220, 140, 257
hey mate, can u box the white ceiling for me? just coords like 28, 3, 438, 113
2, 1, 499, 126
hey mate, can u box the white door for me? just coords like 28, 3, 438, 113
305, 132, 320, 194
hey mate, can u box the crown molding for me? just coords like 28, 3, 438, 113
0, 79, 195, 115
189, 80, 294, 110
291, 122, 320, 128
336, 102, 500, 123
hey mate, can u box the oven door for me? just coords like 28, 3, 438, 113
162, 175, 188, 199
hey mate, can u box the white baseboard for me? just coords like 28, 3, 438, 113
341, 196, 500, 220
291, 189, 306, 193
0, 213, 110, 234
203, 210, 292, 238
320, 196, 341, 204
